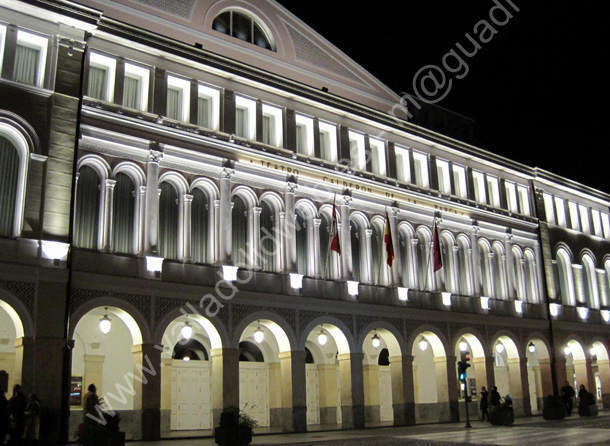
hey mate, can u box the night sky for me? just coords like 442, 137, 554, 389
276, 1, 609, 194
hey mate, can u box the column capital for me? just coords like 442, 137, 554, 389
221, 167, 234, 179
452, 245, 460, 253
286, 182, 298, 194
341, 195, 352, 207
183, 193, 194, 203
105, 178, 117, 188
391, 207, 400, 218
253, 206, 262, 215
148, 150, 163, 163
365, 228, 373, 238
472, 225, 480, 235
313, 218, 322, 227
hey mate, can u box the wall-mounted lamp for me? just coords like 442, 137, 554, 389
99, 307, 111, 335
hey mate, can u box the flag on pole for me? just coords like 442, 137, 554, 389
433, 221, 443, 272
330, 196, 341, 255
384, 211, 395, 267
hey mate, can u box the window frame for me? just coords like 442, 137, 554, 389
436, 159, 451, 195
235, 95, 256, 140
452, 164, 467, 199
487, 175, 500, 208
517, 185, 531, 216
472, 170, 486, 204
197, 84, 220, 131
348, 130, 366, 171
166, 75, 191, 122
261, 103, 283, 147
123, 62, 150, 111
318, 121, 337, 162
295, 113, 314, 156
14, 30, 48, 88
368, 137, 386, 177
0, 25, 7, 72
412, 151, 429, 188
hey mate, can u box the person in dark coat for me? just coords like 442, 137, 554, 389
489, 386, 501, 407
479, 386, 489, 421
0, 388, 9, 445
561, 381, 576, 415
22, 394, 40, 446
7, 384, 26, 446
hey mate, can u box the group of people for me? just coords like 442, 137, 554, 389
478, 385, 502, 421
561, 381, 594, 415
0, 385, 40, 445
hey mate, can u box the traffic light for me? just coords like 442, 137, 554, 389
458, 351, 471, 382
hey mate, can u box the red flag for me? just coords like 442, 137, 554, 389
384, 211, 395, 267
330, 196, 341, 255
433, 221, 443, 272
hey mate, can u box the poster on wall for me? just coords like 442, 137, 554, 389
70, 376, 83, 406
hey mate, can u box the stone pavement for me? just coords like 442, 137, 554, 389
121, 412, 610, 446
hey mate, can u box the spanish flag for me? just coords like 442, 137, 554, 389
384, 211, 395, 267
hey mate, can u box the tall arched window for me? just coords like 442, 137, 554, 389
212, 10, 274, 51
582, 254, 600, 309
232, 195, 248, 267
511, 246, 525, 300
350, 220, 362, 282
159, 182, 179, 260
295, 209, 308, 276
398, 226, 415, 288
478, 240, 493, 297
371, 219, 386, 285
259, 200, 276, 272
416, 227, 433, 291
457, 235, 473, 296
112, 173, 135, 254
0, 135, 20, 237
524, 249, 540, 304
191, 188, 209, 264
556, 248, 576, 306
74, 165, 101, 249
492, 242, 508, 299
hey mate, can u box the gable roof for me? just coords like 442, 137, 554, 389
73, 0, 405, 115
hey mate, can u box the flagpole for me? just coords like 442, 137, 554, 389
377, 207, 387, 286
324, 197, 334, 281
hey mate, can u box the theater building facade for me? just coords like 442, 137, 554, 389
0, 0, 609, 443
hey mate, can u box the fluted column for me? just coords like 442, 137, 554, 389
182, 194, 193, 262
451, 245, 460, 293
138, 186, 146, 254
312, 218, 322, 278
278, 211, 286, 272
218, 168, 234, 265
144, 151, 162, 255
102, 179, 116, 252
252, 207, 262, 269
504, 234, 516, 298
284, 182, 297, 273
390, 207, 401, 287
486, 252, 495, 297
470, 225, 481, 296
410, 238, 418, 288
213, 199, 220, 263
340, 195, 352, 280
364, 228, 373, 285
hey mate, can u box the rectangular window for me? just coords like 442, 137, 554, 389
592, 209, 603, 237
295, 114, 314, 156
555, 197, 566, 227
348, 131, 366, 171
568, 201, 580, 231
123, 63, 149, 111
318, 121, 337, 162
395, 146, 411, 183
543, 193, 555, 224
14, 30, 48, 87
518, 186, 531, 215
235, 95, 256, 140
436, 159, 451, 195
579, 205, 591, 234
197, 84, 220, 130
452, 164, 467, 199
262, 104, 283, 147
88, 52, 116, 102
487, 176, 500, 208
472, 171, 487, 204
602, 213, 610, 239
369, 137, 386, 176
166, 75, 190, 122
505, 181, 518, 213
0, 25, 7, 73
413, 152, 429, 188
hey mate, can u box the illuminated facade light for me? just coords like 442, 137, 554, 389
146, 256, 163, 273
590, 347, 598, 357
222, 265, 239, 281
419, 336, 429, 351
514, 300, 524, 314
41, 240, 70, 263
289, 273, 304, 289
183, 356, 190, 362
602, 310, 610, 322
317, 329, 328, 346
480, 296, 490, 310
528, 342, 536, 353
442, 292, 452, 306
254, 323, 264, 344
347, 281, 359, 296
397, 287, 409, 301
577, 307, 589, 320
495, 343, 504, 354
564, 346, 572, 356
549, 303, 561, 317
459, 339, 468, 352
371, 331, 380, 349
181, 321, 193, 340
99, 307, 111, 335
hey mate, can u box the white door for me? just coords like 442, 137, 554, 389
306, 364, 320, 425
239, 362, 269, 427
379, 366, 393, 422
171, 360, 212, 430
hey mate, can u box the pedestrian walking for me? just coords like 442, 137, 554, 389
479, 386, 489, 421
22, 394, 40, 446
7, 385, 26, 446
490, 385, 501, 407
0, 388, 9, 445
561, 381, 575, 415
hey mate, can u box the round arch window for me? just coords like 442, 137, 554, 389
212, 10, 274, 51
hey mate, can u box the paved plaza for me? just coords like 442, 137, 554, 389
120, 412, 610, 446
